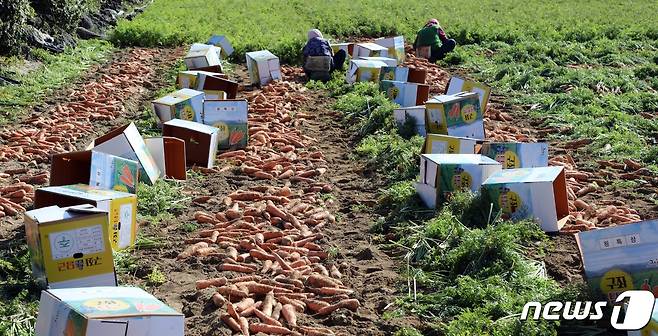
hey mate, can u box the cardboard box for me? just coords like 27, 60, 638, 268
51, 151, 139, 194
358, 56, 398, 66
346, 59, 388, 84
35, 286, 184, 336
416, 154, 501, 208
195, 72, 238, 99
423, 134, 480, 154
144, 137, 187, 180
177, 70, 227, 90
246, 50, 281, 86
577, 219, 658, 305
24, 204, 116, 288
446, 76, 492, 112
480, 142, 549, 169
35, 184, 138, 251
425, 92, 485, 139
151, 88, 204, 123
393, 105, 426, 136
162, 119, 219, 169
208, 34, 234, 58
380, 80, 430, 107
330, 42, 354, 58
380, 66, 427, 84
92, 123, 161, 185
202, 99, 248, 149
374, 36, 405, 64
184, 43, 221, 70
481, 166, 569, 232
353, 42, 389, 58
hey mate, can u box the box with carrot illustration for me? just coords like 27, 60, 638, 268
480, 142, 549, 169
50, 150, 139, 194
446, 76, 492, 112
35, 286, 184, 335
151, 88, 204, 124
202, 99, 248, 150
425, 92, 485, 139
577, 219, 658, 305
35, 184, 137, 252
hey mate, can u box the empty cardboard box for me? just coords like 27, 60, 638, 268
50, 151, 139, 194
162, 119, 219, 169
35, 286, 184, 336
208, 34, 234, 58
144, 137, 187, 180
195, 72, 238, 99
35, 184, 137, 251
425, 92, 485, 139
151, 88, 204, 123
423, 134, 480, 154
353, 42, 389, 58
346, 59, 388, 84
480, 142, 549, 169
184, 43, 221, 70
92, 123, 161, 185
330, 42, 354, 58
416, 154, 502, 208
394, 105, 426, 136
380, 80, 430, 107
446, 76, 492, 112
202, 99, 248, 149
246, 50, 281, 86
176, 70, 227, 90
374, 36, 405, 64
24, 204, 117, 288
358, 56, 398, 66
481, 166, 569, 232
380, 66, 427, 84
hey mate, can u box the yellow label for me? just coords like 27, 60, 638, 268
446, 137, 461, 154
180, 105, 195, 121
109, 197, 137, 251
383, 70, 395, 81
213, 122, 230, 141
452, 171, 472, 190
461, 104, 477, 123
387, 86, 400, 99
40, 216, 113, 283
83, 299, 131, 311
501, 150, 520, 169
426, 104, 448, 134
498, 190, 522, 214
463, 81, 490, 109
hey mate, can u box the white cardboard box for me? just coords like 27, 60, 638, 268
480, 142, 549, 169
35, 286, 184, 336
152, 88, 204, 123
380, 80, 430, 107
162, 119, 219, 169
208, 35, 234, 57
423, 134, 479, 154
246, 50, 281, 86
144, 137, 187, 180
353, 42, 389, 58
202, 99, 248, 149
394, 105, 426, 136
346, 59, 388, 84
425, 92, 485, 139
358, 56, 398, 66
446, 76, 492, 112
184, 43, 221, 69
374, 36, 405, 64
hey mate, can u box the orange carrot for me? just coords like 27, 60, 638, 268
249, 323, 292, 335
254, 308, 283, 326
221, 314, 242, 333
239, 316, 250, 336
196, 277, 227, 290
236, 298, 256, 312
281, 304, 297, 327
219, 263, 256, 273
211, 293, 226, 307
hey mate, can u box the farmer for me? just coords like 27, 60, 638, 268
302, 29, 347, 81
413, 19, 456, 63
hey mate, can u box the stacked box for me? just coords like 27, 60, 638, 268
374, 36, 405, 64
423, 134, 479, 154
202, 99, 248, 149
425, 92, 485, 139
393, 106, 426, 136
24, 205, 116, 288
358, 56, 398, 66
446, 76, 492, 112
151, 88, 204, 123
246, 50, 281, 86
416, 154, 501, 208
481, 166, 570, 232
346, 59, 388, 84
380, 66, 427, 84
380, 80, 429, 107
480, 142, 549, 169
330, 42, 354, 59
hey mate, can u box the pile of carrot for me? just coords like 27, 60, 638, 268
183, 80, 358, 335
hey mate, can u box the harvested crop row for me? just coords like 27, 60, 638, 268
183, 80, 357, 335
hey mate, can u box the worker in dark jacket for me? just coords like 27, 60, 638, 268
302, 29, 346, 81
413, 19, 456, 63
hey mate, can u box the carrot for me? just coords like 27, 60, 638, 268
281, 304, 297, 327
330, 265, 342, 279
219, 263, 256, 273
304, 298, 330, 312
217, 286, 249, 300
227, 302, 239, 320
239, 316, 250, 336
249, 323, 292, 335
254, 308, 283, 326
262, 259, 274, 273
306, 274, 340, 288
221, 314, 242, 333
317, 299, 360, 315
240, 302, 262, 317
177, 242, 208, 260
231, 275, 263, 283
250, 249, 277, 261
211, 293, 227, 307
227, 246, 239, 260
275, 295, 305, 312
236, 298, 256, 312
196, 277, 227, 290
262, 291, 275, 316
266, 200, 288, 219
317, 287, 353, 295
272, 302, 283, 320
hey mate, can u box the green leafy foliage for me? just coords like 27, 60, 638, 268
136, 180, 187, 222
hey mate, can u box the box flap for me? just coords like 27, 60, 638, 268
163, 119, 218, 135
197, 75, 238, 99
350, 59, 388, 68
357, 42, 388, 51
163, 137, 186, 180
37, 184, 133, 203
246, 50, 277, 61
421, 154, 500, 166
446, 76, 492, 111
482, 166, 564, 185
428, 91, 479, 104
408, 68, 427, 84
50, 150, 91, 186
25, 204, 107, 224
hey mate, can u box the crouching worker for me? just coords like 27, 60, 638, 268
302, 29, 346, 81
414, 19, 456, 63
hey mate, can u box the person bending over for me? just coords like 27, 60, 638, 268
302, 29, 347, 81
414, 19, 456, 63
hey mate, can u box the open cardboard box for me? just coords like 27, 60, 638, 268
380, 80, 429, 107
162, 119, 219, 169
416, 154, 501, 208
24, 204, 117, 289
446, 76, 492, 112
91, 123, 161, 185
425, 91, 485, 139
208, 34, 234, 58
35, 286, 184, 336
380, 66, 427, 84
35, 184, 138, 252
480, 142, 549, 169
202, 99, 248, 149
358, 56, 398, 66
246, 50, 281, 86
151, 88, 204, 123
51, 151, 139, 194
330, 42, 354, 58
176, 70, 228, 90
353, 42, 389, 58
374, 36, 405, 64
393, 105, 426, 136
184, 43, 221, 70
423, 134, 482, 154
144, 137, 186, 180
481, 166, 569, 232
346, 59, 388, 84
195, 72, 238, 99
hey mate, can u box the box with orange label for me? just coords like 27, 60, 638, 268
425, 92, 484, 139
151, 88, 204, 124
423, 134, 480, 154
416, 154, 501, 208
481, 166, 569, 232
24, 204, 116, 288
50, 150, 139, 194
577, 219, 658, 305
35, 286, 184, 335
35, 184, 137, 252
480, 142, 548, 169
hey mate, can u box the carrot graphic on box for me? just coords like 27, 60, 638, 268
119, 164, 135, 188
